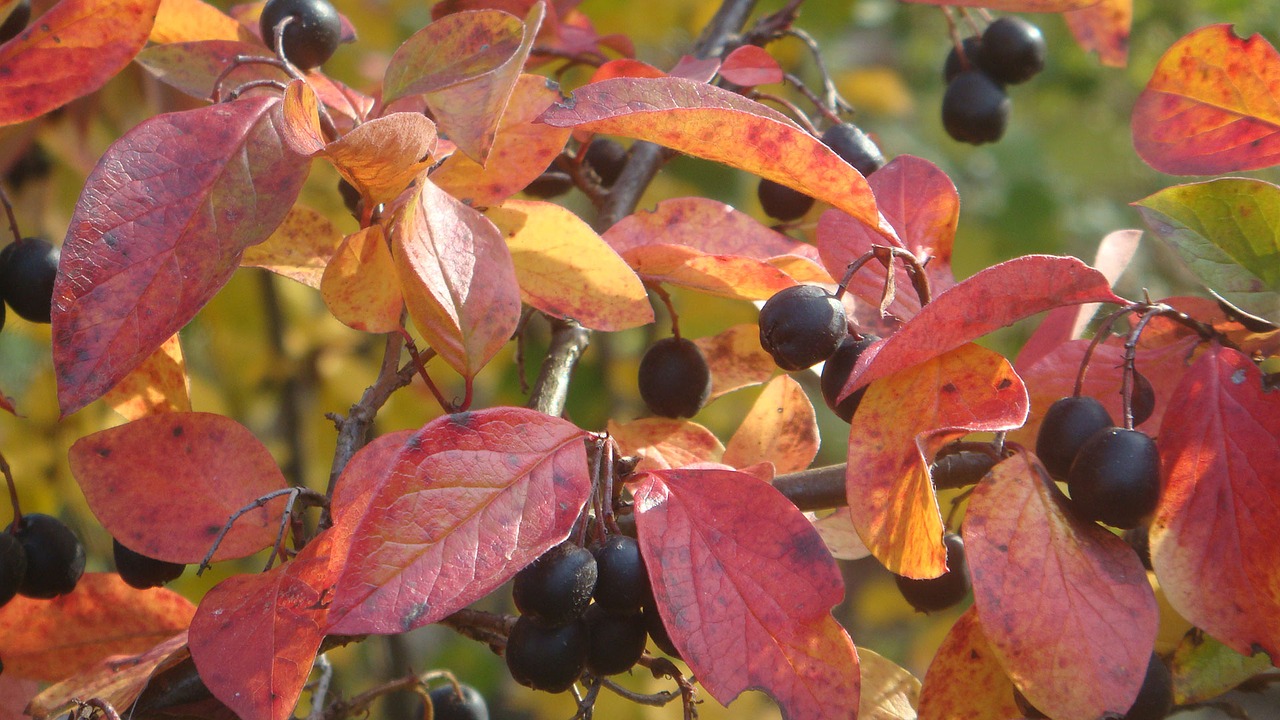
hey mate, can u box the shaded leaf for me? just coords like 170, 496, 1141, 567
486, 199, 652, 331
809, 510, 870, 561
28, 632, 189, 719
1151, 345, 1280, 659
1064, 0, 1132, 68
632, 467, 859, 719
241, 205, 343, 289
723, 375, 818, 474
0, 0, 161, 127
321, 226, 404, 334
1169, 630, 1273, 704
1132, 24, 1280, 175
692, 323, 777, 399
917, 607, 1019, 720
151, 0, 245, 43
136, 40, 284, 100
589, 58, 666, 82
0, 676, 39, 720
965, 451, 1157, 720
607, 417, 724, 473
53, 96, 309, 416
327, 408, 591, 635
103, 333, 191, 420
847, 344, 1027, 577
0, 574, 194, 682
857, 648, 920, 720
68, 412, 291, 563
719, 45, 783, 86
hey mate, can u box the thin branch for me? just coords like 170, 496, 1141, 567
771, 464, 847, 511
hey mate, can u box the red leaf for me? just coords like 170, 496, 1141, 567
631, 468, 859, 719
53, 96, 309, 416
1132, 24, 1280, 175
1064, 0, 1132, 68
1151, 345, 1280, 659
28, 632, 189, 719
719, 46, 783, 86
0, 0, 160, 127
917, 608, 1020, 720
69, 412, 291, 563
965, 451, 1157, 720
605, 197, 823, 262
326, 408, 591, 635
841, 255, 1125, 399
620, 244, 799, 301
0, 676, 39, 720
589, 58, 666, 82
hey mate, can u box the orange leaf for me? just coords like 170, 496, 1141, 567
279, 78, 327, 156
0, 574, 194, 682
321, 226, 404, 334
622, 244, 797, 300
241, 205, 343, 289
28, 632, 189, 719
1064, 0, 1132, 68
965, 452, 1157, 720
917, 607, 1019, 720
324, 113, 438, 204
604, 197, 823, 262
723, 375, 818, 474
151, 0, 245, 43
103, 333, 191, 420
607, 418, 724, 472
486, 199, 651, 331
846, 344, 1027, 577
1133, 24, 1280, 174
692, 323, 776, 399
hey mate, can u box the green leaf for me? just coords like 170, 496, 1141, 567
1169, 630, 1273, 704
1135, 178, 1280, 323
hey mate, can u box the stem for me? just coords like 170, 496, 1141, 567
771, 464, 847, 511
0, 186, 21, 244
0, 449, 21, 524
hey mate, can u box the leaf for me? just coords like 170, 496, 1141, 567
620, 244, 799, 301
241, 205, 343, 289
1135, 179, 1280, 323
809, 510, 870, 561
136, 40, 284, 100
330, 430, 416, 524
1151, 344, 1280, 659
841, 256, 1125, 399
692, 323, 777, 399
323, 112, 438, 205
604, 197, 824, 263
857, 648, 921, 720
965, 451, 1158, 720
53, 96, 310, 416
103, 333, 191, 420
846, 344, 1027, 577
723, 375, 818, 474
1064, 0, 1132, 68
1169, 630, 1273, 704
279, 79, 327, 156
0, 0, 161, 127
0, 676, 39, 720
486, 199, 652, 331
719, 45, 783, 86
606, 417, 724, 473
539, 77, 884, 234
0, 574, 195, 682
1132, 24, 1280, 175
392, 180, 522, 381
631, 467, 859, 720
28, 632, 189, 719
68, 412, 292, 563
326, 408, 591, 635
917, 607, 1020, 720
321, 226, 404, 334
899, 0, 1103, 9
151, 0, 245, 43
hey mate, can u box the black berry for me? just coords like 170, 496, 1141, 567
1067, 427, 1162, 529
113, 538, 185, 589
643, 603, 680, 659
941, 71, 1009, 145
757, 179, 814, 221
505, 614, 587, 693
259, 0, 341, 71
427, 682, 489, 720
1129, 370, 1155, 427
337, 177, 362, 218
584, 604, 648, 676
1124, 653, 1173, 720
0, 0, 29, 44
943, 36, 983, 83
894, 533, 970, 612
7, 514, 85, 599
592, 535, 649, 616
4, 142, 51, 192
978, 17, 1046, 85
821, 123, 886, 177
1123, 526, 1153, 571
758, 285, 848, 371
820, 335, 877, 422
523, 164, 574, 199
0, 531, 27, 608
637, 337, 712, 419
1036, 396, 1115, 480
0, 237, 60, 323
512, 542, 597, 626
583, 139, 627, 188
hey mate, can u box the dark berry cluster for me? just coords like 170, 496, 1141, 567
260, 0, 342, 71
637, 337, 712, 419
757, 122, 886, 221
941, 17, 1046, 145
893, 532, 971, 612
758, 284, 851, 369
1, 513, 86, 606
0, 237, 60, 331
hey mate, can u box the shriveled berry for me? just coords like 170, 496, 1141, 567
0, 0, 30, 44
758, 285, 848, 371
592, 535, 649, 615
0, 237, 60, 323
260, 0, 341, 71
1035, 396, 1114, 480
894, 533, 970, 612
7, 514, 84, 599
0, 532, 27, 608
637, 337, 712, 419
583, 139, 627, 187
584, 604, 647, 676
513, 543, 597, 626
820, 335, 877, 422
757, 179, 814, 221
427, 682, 489, 720
978, 17, 1046, 85
505, 615, 587, 693
941, 71, 1009, 145
821, 123, 886, 177
943, 36, 984, 83
113, 538, 186, 589
1124, 653, 1173, 720
1067, 427, 1161, 529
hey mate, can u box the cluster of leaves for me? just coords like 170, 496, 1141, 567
0, 0, 1276, 720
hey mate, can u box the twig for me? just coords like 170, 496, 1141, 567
0, 185, 21, 244
305, 655, 334, 720
770, 464, 847, 511
0, 448, 22, 523
196, 487, 325, 575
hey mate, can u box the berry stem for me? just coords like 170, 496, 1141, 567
649, 283, 681, 339
782, 72, 844, 127
0, 448, 22, 528
1121, 308, 1165, 430
780, 27, 855, 118
394, 331, 455, 413
749, 90, 819, 134
1072, 305, 1132, 398
0, 186, 21, 245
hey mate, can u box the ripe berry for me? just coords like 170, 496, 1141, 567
758, 285, 848, 371
0, 0, 30, 44
978, 17, 1046, 85
643, 603, 680, 659
757, 179, 814, 221
0, 532, 27, 608
6, 514, 85, 599
512, 543, 597, 626
821, 123, 886, 177
592, 535, 649, 616
505, 614, 587, 693
1035, 396, 1114, 480
1067, 427, 1161, 529
113, 538, 185, 589
1124, 653, 1173, 720
0, 237, 60, 323
943, 36, 983, 83
259, 0, 341, 71
427, 682, 489, 720
1130, 370, 1155, 427
894, 533, 970, 612
1123, 526, 1153, 571
941, 71, 1010, 145
583, 139, 627, 188
523, 166, 574, 199
820, 335, 877, 422
637, 337, 712, 419
584, 604, 647, 676
4, 142, 51, 192
337, 178, 362, 218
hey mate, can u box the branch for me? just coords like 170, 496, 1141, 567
771, 464, 846, 511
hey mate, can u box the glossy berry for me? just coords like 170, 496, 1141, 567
1124, 653, 1173, 720
643, 603, 680, 659
941, 71, 1009, 145
113, 538, 185, 589
894, 533, 970, 613
7, 514, 85, 599
820, 335, 877, 422
637, 337, 712, 419
592, 535, 649, 615
259, 0, 341, 71
978, 17, 1046, 85
584, 604, 647, 676
426, 682, 489, 720
1129, 370, 1155, 427
523, 166, 574, 199
505, 614, 587, 693
0, 532, 27, 608
513, 543, 597, 626
583, 139, 627, 188
757, 179, 814, 221
943, 36, 983, 83
821, 123, 885, 177
0, 0, 29, 44
1035, 396, 1114, 480
758, 285, 848, 371
1067, 427, 1162, 529
0, 237, 60, 323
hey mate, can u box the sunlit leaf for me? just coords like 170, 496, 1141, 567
323, 112, 438, 205
241, 205, 343, 289
810, 510, 870, 561
29, 632, 188, 719
857, 648, 920, 720
621, 244, 798, 301
723, 375, 817, 474
321, 226, 404, 334
692, 324, 777, 399
917, 607, 1020, 720
103, 333, 191, 420
607, 417, 724, 473
719, 45, 783, 86
1064, 0, 1132, 68
151, 0, 245, 43
605, 197, 824, 263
